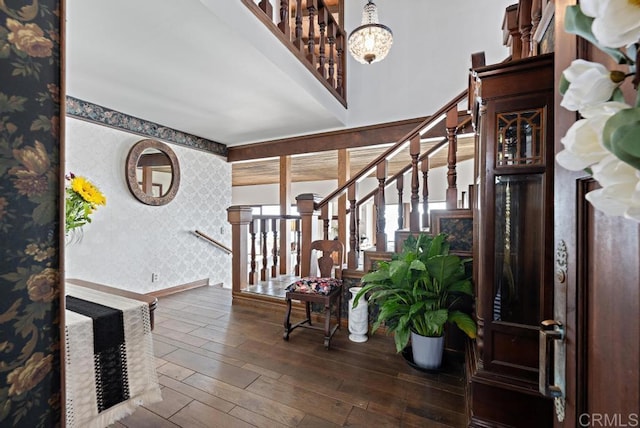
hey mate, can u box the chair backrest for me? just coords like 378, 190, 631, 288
311, 239, 344, 278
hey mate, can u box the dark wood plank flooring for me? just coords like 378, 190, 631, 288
113, 285, 467, 427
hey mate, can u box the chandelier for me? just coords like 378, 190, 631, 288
348, 1, 393, 64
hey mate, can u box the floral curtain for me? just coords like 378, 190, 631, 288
0, 1, 63, 426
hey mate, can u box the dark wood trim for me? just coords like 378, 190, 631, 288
227, 117, 430, 162
147, 278, 210, 298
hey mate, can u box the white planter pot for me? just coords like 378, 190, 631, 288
348, 287, 368, 342
411, 331, 444, 370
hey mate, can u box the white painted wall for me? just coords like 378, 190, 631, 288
65, 118, 233, 293
345, 0, 514, 127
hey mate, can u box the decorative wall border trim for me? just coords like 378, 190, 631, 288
66, 96, 227, 157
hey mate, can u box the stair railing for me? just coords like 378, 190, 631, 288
227, 90, 470, 291
242, 0, 347, 106
292, 90, 469, 272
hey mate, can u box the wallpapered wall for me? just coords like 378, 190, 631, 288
65, 117, 232, 293
0, 2, 63, 426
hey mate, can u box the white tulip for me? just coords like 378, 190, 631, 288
579, 0, 605, 18
585, 156, 640, 219
556, 119, 608, 170
587, 0, 640, 48
560, 60, 619, 111
556, 102, 629, 171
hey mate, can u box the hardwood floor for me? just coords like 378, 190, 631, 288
113, 285, 467, 427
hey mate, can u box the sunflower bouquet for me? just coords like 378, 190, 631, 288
64, 172, 106, 233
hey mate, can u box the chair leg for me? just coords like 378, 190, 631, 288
305, 301, 312, 326
283, 298, 292, 340
337, 289, 342, 329
323, 301, 331, 349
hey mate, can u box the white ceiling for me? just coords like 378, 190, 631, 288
66, 0, 348, 147
66, 0, 514, 149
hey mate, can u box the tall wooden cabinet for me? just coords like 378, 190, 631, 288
467, 54, 555, 427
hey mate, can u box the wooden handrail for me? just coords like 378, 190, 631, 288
356, 137, 449, 208
354, 115, 473, 208
193, 230, 232, 254
317, 89, 469, 210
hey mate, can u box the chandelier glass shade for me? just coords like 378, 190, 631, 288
348, 1, 393, 64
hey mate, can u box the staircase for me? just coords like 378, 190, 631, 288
227, 87, 475, 310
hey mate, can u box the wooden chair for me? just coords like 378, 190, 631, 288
283, 239, 343, 349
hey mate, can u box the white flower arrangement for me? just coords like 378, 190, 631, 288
556, 0, 640, 222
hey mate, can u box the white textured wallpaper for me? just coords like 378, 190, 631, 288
65, 117, 232, 293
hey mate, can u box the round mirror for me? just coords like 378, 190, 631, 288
126, 139, 180, 205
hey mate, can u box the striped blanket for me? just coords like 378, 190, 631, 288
65, 283, 162, 428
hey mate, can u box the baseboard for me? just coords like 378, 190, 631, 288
147, 278, 209, 298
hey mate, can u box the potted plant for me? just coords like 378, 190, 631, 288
352, 232, 476, 369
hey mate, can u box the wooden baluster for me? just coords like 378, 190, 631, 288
348, 183, 358, 269
519, 0, 533, 57
271, 218, 278, 278
530, 0, 542, 55
421, 158, 430, 230
307, 0, 317, 65
258, 0, 272, 20
321, 204, 330, 240
409, 135, 421, 232
503, 5, 521, 60
327, 22, 336, 88
317, 5, 327, 78
278, 0, 290, 37
249, 220, 257, 285
396, 174, 404, 230
446, 108, 459, 210
355, 203, 361, 255
260, 218, 268, 281
294, 0, 303, 50
375, 161, 387, 251
295, 219, 301, 276
336, 32, 344, 97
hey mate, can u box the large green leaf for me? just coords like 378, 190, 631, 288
448, 279, 473, 296
602, 108, 640, 170
362, 269, 389, 284
564, 5, 630, 64
426, 233, 446, 258
426, 255, 461, 287
448, 311, 477, 339
409, 259, 426, 271
389, 260, 409, 286
419, 309, 448, 336
393, 326, 411, 352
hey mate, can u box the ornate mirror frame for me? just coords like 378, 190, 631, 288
126, 139, 180, 206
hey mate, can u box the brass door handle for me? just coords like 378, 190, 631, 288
539, 319, 565, 398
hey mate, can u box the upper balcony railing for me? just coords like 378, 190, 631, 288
242, 0, 347, 107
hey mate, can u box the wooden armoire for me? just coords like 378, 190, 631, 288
466, 53, 555, 427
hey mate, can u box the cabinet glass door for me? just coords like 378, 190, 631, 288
492, 174, 544, 325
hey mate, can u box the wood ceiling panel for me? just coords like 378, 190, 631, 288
232, 137, 474, 186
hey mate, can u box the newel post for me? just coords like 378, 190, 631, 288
296, 193, 321, 277
227, 206, 253, 293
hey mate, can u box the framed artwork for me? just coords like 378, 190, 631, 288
430, 209, 473, 257
363, 250, 392, 272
